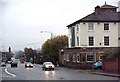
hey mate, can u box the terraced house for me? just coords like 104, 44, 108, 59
61, 3, 120, 69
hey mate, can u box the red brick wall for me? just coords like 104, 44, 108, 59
64, 61, 93, 69
62, 47, 120, 69
102, 60, 120, 73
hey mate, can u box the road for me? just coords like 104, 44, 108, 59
1, 62, 119, 80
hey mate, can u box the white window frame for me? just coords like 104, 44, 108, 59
104, 36, 109, 46
86, 53, 94, 62
88, 36, 94, 46
99, 55, 103, 60
67, 54, 69, 61
76, 54, 80, 62
72, 53, 76, 62
104, 23, 109, 31
76, 24, 79, 32
88, 23, 94, 31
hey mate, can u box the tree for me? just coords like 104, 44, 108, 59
24, 48, 37, 63
15, 50, 24, 59
41, 35, 68, 65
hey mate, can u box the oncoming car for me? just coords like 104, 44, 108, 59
42, 62, 55, 71
25, 62, 33, 68
1, 61, 6, 67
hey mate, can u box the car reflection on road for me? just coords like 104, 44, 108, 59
44, 71, 55, 80
26, 67, 33, 70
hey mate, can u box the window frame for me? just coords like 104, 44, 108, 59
104, 36, 109, 46
76, 24, 79, 32
72, 53, 76, 62
86, 53, 94, 62
77, 36, 79, 46
88, 36, 94, 46
76, 54, 80, 62
67, 53, 69, 61
104, 23, 109, 31
88, 23, 94, 31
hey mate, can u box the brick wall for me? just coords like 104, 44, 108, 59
61, 47, 120, 69
102, 60, 120, 73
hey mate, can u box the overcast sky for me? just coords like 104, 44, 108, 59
0, 0, 119, 52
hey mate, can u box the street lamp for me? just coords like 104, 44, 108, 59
40, 31, 53, 62
40, 31, 53, 39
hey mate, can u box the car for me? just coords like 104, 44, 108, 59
20, 60, 25, 63
11, 60, 18, 67
25, 62, 33, 68
1, 61, 6, 67
42, 62, 55, 71
7, 61, 12, 64
92, 61, 102, 70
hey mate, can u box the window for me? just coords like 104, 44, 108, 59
104, 23, 109, 30
104, 36, 109, 46
88, 23, 94, 31
67, 54, 69, 61
76, 24, 79, 32
89, 36, 94, 46
72, 53, 76, 62
77, 37, 79, 46
99, 55, 103, 60
77, 54, 80, 62
86, 54, 94, 62
64, 54, 66, 60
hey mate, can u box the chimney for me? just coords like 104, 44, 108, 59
95, 5, 101, 15
118, 1, 120, 12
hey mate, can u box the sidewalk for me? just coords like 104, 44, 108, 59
78, 69, 120, 78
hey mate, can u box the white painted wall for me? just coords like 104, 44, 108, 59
68, 28, 71, 48
73, 22, 119, 47
68, 22, 119, 48
118, 1, 120, 12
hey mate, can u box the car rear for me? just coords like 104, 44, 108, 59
25, 62, 33, 68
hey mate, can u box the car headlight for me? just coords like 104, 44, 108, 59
27, 64, 29, 66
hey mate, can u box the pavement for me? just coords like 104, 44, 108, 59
77, 69, 120, 78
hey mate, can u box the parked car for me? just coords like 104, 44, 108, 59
25, 62, 33, 68
42, 62, 55, 71
1, 61, 6, 67
11, 60, 18, 67
92, 61, 102, 70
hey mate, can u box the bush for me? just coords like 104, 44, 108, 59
102, 49, 120, 61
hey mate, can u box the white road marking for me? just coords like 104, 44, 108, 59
5, 68, 16, 77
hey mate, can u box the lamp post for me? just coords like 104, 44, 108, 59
40, 31, 53, 61
40, 31, 53, 39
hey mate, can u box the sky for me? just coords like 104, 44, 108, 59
0, 0, 119, 52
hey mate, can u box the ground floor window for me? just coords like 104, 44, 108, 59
67, 53, 69, 61
77, 54, 80, 62
72, 53, 76, 62
86, 54, 94, 62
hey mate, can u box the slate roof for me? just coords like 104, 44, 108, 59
101, 4, 118, 8
67, 4, 120, 27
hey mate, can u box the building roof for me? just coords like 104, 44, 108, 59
101, 2, 118, 8
67, 3, 120, 27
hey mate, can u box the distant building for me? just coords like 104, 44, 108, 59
61, 3, 120, 69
